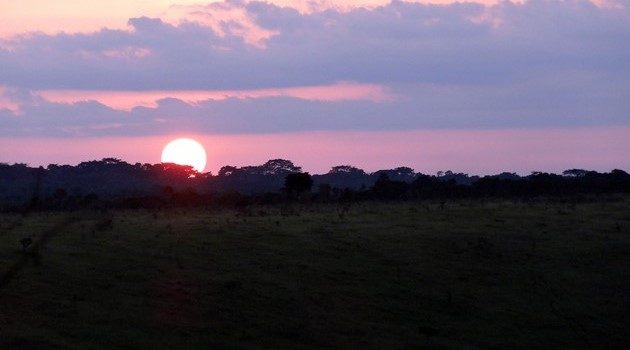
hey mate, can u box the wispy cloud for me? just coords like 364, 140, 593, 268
34, 81, 395, 111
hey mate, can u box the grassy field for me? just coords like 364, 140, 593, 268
1, 198, 629, 349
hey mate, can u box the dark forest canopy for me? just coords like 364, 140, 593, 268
1, 158, 629, 209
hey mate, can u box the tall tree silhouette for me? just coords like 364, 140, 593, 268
285, 172, 313, 195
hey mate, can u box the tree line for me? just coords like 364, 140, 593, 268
0, 158, 628, 210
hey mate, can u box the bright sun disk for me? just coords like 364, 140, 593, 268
161, 138, 207, 172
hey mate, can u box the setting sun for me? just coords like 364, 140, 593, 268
160, 138, 207, 172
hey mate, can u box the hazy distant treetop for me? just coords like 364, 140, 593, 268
260, 159, 301, 175
491, 172, 521, 181
77, 158, 132, 170
0, 163, 28, 168
393, 167, 414, 176
562, 169, 591, 177
218, 159, 301, 178
328, 165, 366, 175
102, 158, 124, 164
219, 165, 239, 177
47, 164, 73, 171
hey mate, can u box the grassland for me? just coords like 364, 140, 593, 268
1, 198, 629, 349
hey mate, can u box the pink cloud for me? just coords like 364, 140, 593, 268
0, 86, 20, 113
175, 2, 280, 48
1, 1, 618, 41
35, 81, 395, 110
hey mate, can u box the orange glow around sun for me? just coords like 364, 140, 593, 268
161, 138, 207, 172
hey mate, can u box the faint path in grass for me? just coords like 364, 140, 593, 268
0, 216, 75, 290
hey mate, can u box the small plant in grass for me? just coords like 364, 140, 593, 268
418, 325, 439, 346
337, 204, 351, 220
94, 218, 113, 231
19, 237, 32, 252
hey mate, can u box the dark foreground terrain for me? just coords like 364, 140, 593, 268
1, 198, 629, 349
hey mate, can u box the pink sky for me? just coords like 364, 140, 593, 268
3, 1, 615, 38
0, 1, 506, 37
0, 1, 512, 51
1, 0, 628, 174
1, 127, 628, 175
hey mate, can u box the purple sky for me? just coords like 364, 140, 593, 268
1, 0, 629, 173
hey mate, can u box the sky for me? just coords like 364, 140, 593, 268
1, 0, 629, 174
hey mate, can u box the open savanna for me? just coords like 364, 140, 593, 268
1, 198, 629, 349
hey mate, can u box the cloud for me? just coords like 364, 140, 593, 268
1, 1, 628, 90
1, 67, 628, 137
0, 0, 629, 137
176, 0, 280, 47
0, 86, 21, 113
34, 81, 395, 110
0, 1, 515, 40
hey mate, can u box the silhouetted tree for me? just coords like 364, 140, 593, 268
1, 159, 629, 211
285, 172, 313, 195
260, 159, 302, 175
563, 169, 590, 177
372, 174, 409, 199
314, 165, 369, 190
218, 166, 238, 177
317, 183, 333, 202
